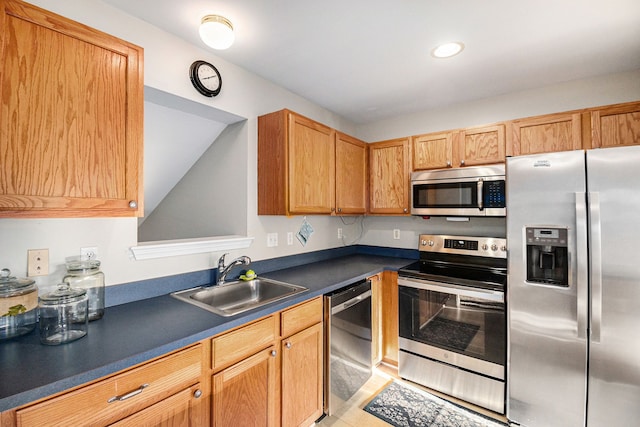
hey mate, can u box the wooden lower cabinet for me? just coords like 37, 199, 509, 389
210, 297, 324, 427
281, 323, 323, 427
380, 270, 399, 367
212, 347, 278, 427
369, 273, 383, 365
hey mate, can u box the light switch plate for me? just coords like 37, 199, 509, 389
267, 233, 278, 247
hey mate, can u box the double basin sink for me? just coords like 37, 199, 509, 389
171, 278, 307, 317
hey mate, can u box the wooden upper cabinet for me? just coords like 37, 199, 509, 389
412, 125, 505, 171
0, 0, 144, 217
369, 138, 410, 215
457, 124, 506, 167
258, 109, 335, 215
509, 112, 582, 156
335, 132, 367, 215
590, 101, 640, 148
412, 132, 454, 170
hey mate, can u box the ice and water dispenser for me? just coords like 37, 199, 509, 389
525, 227, 569, 287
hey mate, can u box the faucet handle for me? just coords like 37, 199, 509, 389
218, 253, 228, 269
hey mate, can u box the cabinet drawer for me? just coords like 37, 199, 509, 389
212, 315, 277, 370
281, 297, 323, 337
16, 345, 203, 427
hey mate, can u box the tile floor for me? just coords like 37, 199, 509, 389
315, 365, 507, 427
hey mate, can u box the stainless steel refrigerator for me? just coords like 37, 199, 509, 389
506, 145, 640, 427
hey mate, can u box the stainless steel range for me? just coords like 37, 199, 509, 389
398, 234, 507, 414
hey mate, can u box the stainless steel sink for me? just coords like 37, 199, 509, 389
171, 278, 307, 317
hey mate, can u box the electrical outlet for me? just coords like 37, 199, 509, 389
80, 246, 98, 260
393, 229, 401, 240
267, 233, 278, 247
337, 228, 343, 239
287, 232, 294, 245
27, 249, 49, 276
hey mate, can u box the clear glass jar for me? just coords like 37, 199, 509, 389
63, 259, 105, 321
0, 268, 38, 340
38, 283, 88, 345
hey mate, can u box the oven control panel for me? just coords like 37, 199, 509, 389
419, 234, 507, 258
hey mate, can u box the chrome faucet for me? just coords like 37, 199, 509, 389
217, 253, 251, 285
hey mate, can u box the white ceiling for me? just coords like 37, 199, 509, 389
100, 0, 640, 124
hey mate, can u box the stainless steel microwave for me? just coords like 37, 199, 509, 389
411, 165, 506, 217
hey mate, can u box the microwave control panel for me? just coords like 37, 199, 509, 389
483, 180, 506, 208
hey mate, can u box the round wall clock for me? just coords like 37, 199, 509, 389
189, 60, 222, 97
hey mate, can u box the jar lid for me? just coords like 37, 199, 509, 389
0, 268, 36, 297
40, 283, 87, 304
65, 259, 101, 272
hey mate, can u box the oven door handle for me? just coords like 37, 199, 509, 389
398, 276, 504, 303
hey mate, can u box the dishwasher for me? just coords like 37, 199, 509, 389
324, 279, 372, 415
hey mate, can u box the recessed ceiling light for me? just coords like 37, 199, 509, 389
431, 42, 465, 58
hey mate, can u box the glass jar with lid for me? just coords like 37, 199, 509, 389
38, 282, 88, 345
63, 259, 104, 321
0, 268, 38, 340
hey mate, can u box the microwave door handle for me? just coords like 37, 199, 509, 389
477, 179, 484, 210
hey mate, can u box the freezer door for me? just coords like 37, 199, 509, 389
586, 145, 640, 426
506, 150, 588, 427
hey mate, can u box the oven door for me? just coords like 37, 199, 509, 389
398, 276, 505, 380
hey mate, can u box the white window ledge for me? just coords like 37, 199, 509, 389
130, 235, 254, 260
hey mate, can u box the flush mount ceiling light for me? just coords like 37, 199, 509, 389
431, 42, 465, 58
199, 14, 235, 50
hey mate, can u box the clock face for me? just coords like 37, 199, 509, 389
198, 64, 219, 91
189, 60, 222, 97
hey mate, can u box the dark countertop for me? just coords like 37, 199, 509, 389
0, 253, 413, 412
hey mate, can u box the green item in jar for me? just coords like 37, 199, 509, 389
2, 304, 27, 317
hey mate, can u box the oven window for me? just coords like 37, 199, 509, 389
413, 182, 477, 208
398, 286, 505, 366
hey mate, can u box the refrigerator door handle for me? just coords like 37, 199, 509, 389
575, 192, 589, 340
589, 192, 603, 343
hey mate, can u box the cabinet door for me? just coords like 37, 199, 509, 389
509, 112, 582, 156
281, 323, 323, 427
369, 138, 410, 215
590, 101, 640, 148
457, 124, 505, 166
412, 132, 453, 170
288, 113, 335, 214
369, 273, 383, 366
0, 0, 143, 217
335, 132, 367, 215
212, 347, 278, 427
381, 271, 399, 367
109, 384, 205, 427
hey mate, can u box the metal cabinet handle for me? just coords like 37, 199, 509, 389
108, 384, 149, 403
403, 208, 408, 213
193, 389, 202, 399
128, 200, 138, 208
446, 160, 452, 167
285, 341, 292, 349
460, 159, 465, 166
270, 350, 277, 357
337, 207, 342, 213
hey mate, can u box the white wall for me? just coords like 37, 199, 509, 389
1, 1, 639, 290
1, 0, 357, 288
